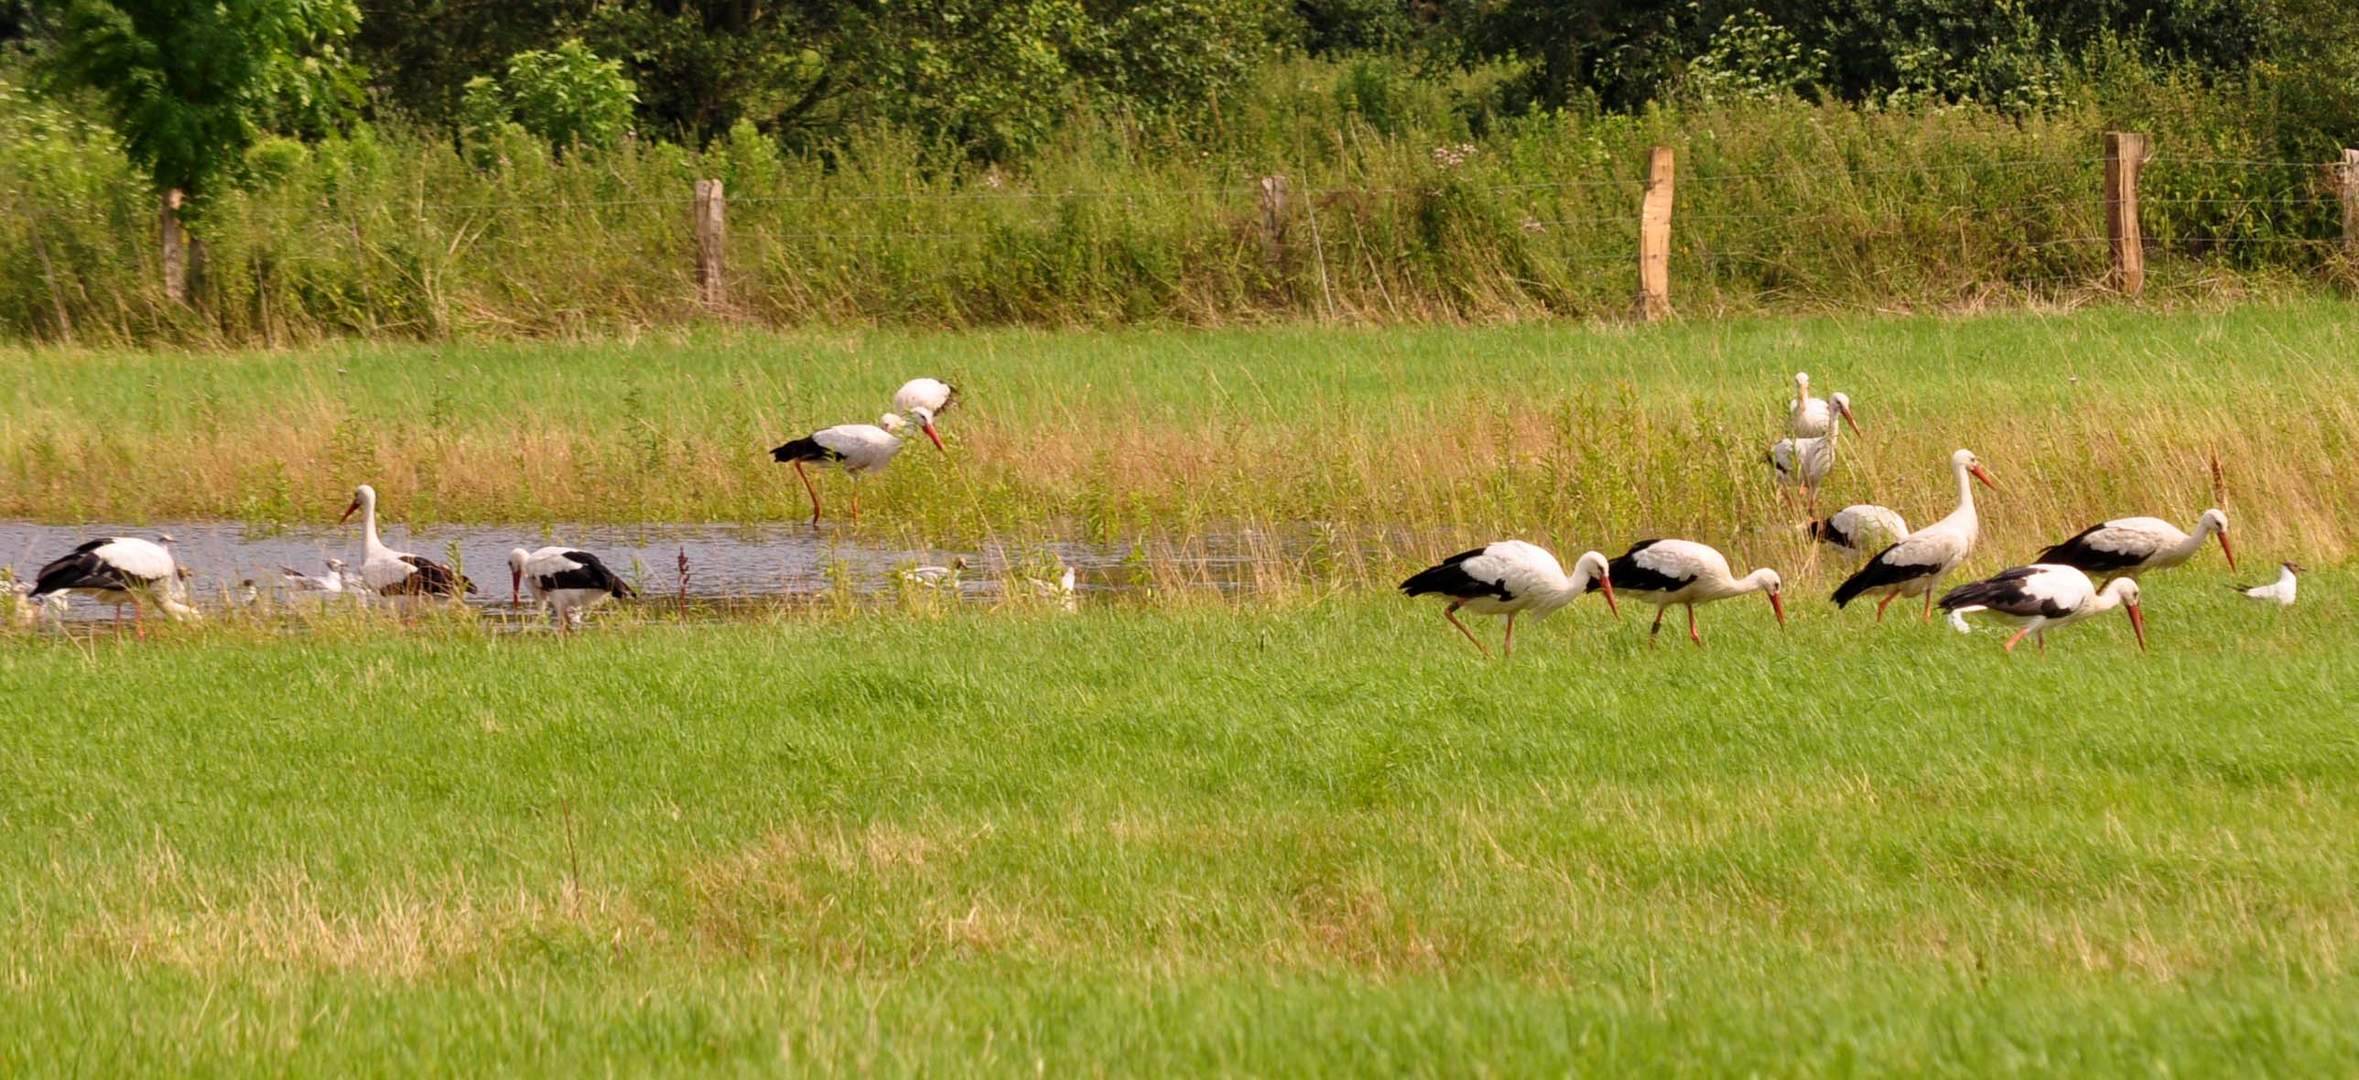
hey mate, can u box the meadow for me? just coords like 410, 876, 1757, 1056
1, 586, 2354, 1073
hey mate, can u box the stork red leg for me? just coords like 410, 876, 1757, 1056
2003, 625, 2037, 652
792, 461, 823, 524
1502, 611, 1517, 659
1443, 602, 1489, 658
1922, 584, 1937, 623
1875, 591, 1897, 622
1686, 603, 1702, 647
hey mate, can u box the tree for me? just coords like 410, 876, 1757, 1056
34, 0, 359, 300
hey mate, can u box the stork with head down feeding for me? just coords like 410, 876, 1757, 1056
1940, 563, 2147, 654
770, 413, 910, 524
26, 535, 201, 634
1597, 539, 1784, 647
1399, 541, 1617, 658
891, 377, 958, 455
2034, 508, 2233, 582
508, 546, 636, 631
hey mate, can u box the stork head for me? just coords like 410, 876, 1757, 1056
2198, 508, 2233, 569
1953, 449, 1995, 490
1830, 392, 1861, 435
1794, 371, 1810, 392
341, 484, 376, 524
909, 406, 946, 454
1754, 568, 1787, 626
2106, 578, 2147, 651
507, 547, 529, 606
1572, 551, 1619, 617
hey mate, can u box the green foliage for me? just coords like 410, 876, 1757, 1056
1680, 7, 1829, 103
32, 0, 358, 199
463, 39, 638, 155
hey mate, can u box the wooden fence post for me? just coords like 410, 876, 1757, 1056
2339, 148, 2359, 261
159, 188, 187, 304
1635, 146, 1674, 320
2103, 132, 2147, 296
1257, 175, 1290, 266
693, 179, 726, 309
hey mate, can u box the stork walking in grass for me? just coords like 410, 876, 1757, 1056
27, 536, 200, 634
1807, 504, 1910, 552
1767, 423, 1845, 515
1787, 373, 1859, 439
2231, 562, 2302, 606
1399, 541, 1617, 658
340, 484, 475, 599
1832, 449, 1997, 622
508, 547, 636, 631
1596, 539, 1784, 647
770, 414, 909, 524
892, 378, 958, 454
1940, 564, 2147, 653
2034, 508, 2233, 582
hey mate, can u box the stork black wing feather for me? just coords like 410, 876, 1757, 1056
538, 550, 636, 598
1831, 543, 1939, 607
2035, 525, 2145, 573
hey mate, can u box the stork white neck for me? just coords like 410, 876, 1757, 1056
1938, 456, 1982, 532
354, 486, 387, 556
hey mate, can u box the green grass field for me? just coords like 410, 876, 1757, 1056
3, 581, 2354, 1073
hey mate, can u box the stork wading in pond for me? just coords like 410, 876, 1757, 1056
891, 378, 958, 454
1832, 449, 1997, 622
1807, 504, 1910, 552
1597, 539, 1784, 647
1940, 564, 2147, 653
1787, 373, 1860, 439
1399, 542, 1617, 658
2231, 562, 2302, 607
770, 414, 909, 524
27, 536, 200, 634
2034, 508, 2233, 582
340, 484, 475, 599
508, 547, 636, 631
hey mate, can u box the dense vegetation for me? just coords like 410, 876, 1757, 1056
0, 1, 2351, 343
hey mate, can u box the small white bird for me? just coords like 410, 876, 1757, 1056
508, 546, 637, 631
2231, 562, 2302, 607
281, 558, 356, 594
892, 377, 958, 454
1941, 564, 2147, 653
1602, 539, 1785, 647
898, 556, 967, 587
770, 414, 910, 524
1399, 541, 1618, 658
27, 535, 201, 634
1807, 504, 1910, 552
1832, 449, 1996, 622
341, 484, 475, 598
2035, 508, 2234, 581
7, 581, 67, 627
1787, 373, 1860, 439
1027, 564, 1078, 612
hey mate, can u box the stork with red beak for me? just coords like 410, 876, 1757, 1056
892, 377, 958, 455
1398, 541, 1617, 658
1941, 564, 2147, 653
1598, 539, 1785, 647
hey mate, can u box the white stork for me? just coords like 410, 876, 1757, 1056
508, 546, 636, 630
1832, 449, 1997, 622
340, 484, 475, 599
1601, 539, 1784, 647
769, 413, 909, 524
27, 535, 201, 634
1807, 504, 1910, 552
2231, 562, 2302, 606
1399, 541, 1617, 658
1941, 564, 2147, 653
1788, 373, 1860, 439
891, 377, 958, 454
2034, 508, 2233, 581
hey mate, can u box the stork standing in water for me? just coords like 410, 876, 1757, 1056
1807, 504, 1910, 552
2231, 562, 2302, 606
26, 536, 201, 634
1400, 541, 1617, 658
892, 378, 958, 454
1596, 539, 1784, 647
1832, 449, 1997, 622
770, 414, 909, 524
508, 547, 636, 631
340, 484, 475, 599
2033, 508, 2233, 582
1787, 373, 1860, 439
1940, 564, 2147, 653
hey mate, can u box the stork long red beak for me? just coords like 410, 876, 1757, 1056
2126, 602, 2148, 652
922, 420, 945, 455
1768, 590, 1787, 626
1840, 404, 1861, 436
1599, 575, 1620, 618
2216, 532, 2236, 571
339, 499, 360, 524
1970, 465, 1996, 490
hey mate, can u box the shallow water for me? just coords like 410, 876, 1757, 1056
0, 519, 1315, 623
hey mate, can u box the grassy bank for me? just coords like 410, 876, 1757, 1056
1, 61, 2351, 346
4, 302, 2357, 570
2, 591, 2355, 1072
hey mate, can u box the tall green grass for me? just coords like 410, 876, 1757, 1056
2, 590, 2355, 1072
0, 62, 2349, 346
